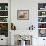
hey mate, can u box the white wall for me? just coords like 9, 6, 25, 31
11, 0, 38, 45
11, 0, 38, 30
11, 0, 46, 46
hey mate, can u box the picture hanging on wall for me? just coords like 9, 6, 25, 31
17, 10, 29, 20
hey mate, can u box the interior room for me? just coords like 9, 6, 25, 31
0, 0, 46, 46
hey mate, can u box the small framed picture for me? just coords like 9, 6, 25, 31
17, 10, 29, 20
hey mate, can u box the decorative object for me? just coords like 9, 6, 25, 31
15, 35, 32, 46
29, 25, 35, 30
11, 23, 16, 30
17, 10, 29, 20
0, 17, 8, 22
42, 12, 45, 15
0, 6, 1, 10
38, 11, 46, 16
5, 6, 8, 10
38, 3, 46, 10
0, 11, 8, 16
38, 23, 46, 28
0, 3, 8, 10
38, 17, 46, 22
40, 8, 44, 10
0, 23, 8, 37
0, 23, 8, 30
39, 29, 46, 37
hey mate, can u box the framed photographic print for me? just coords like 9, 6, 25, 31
17, 10, 29, 20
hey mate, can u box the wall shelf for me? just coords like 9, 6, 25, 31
0, 16, 8, 17
38, 28, 46, 29
0, 3, 8, 37
0, 10, 8, 11
0, 22, 8, 23
38, 22, 46, 23
38, 3, 46, 37
38, 16, 46, 17
38, 10, 46, 11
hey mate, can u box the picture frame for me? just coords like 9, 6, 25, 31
17, 10, 29, 20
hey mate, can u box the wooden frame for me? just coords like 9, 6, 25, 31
17, 10, 29, 20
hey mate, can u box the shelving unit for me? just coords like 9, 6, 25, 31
0, 3, 8, 37
38, 3, 46, 37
